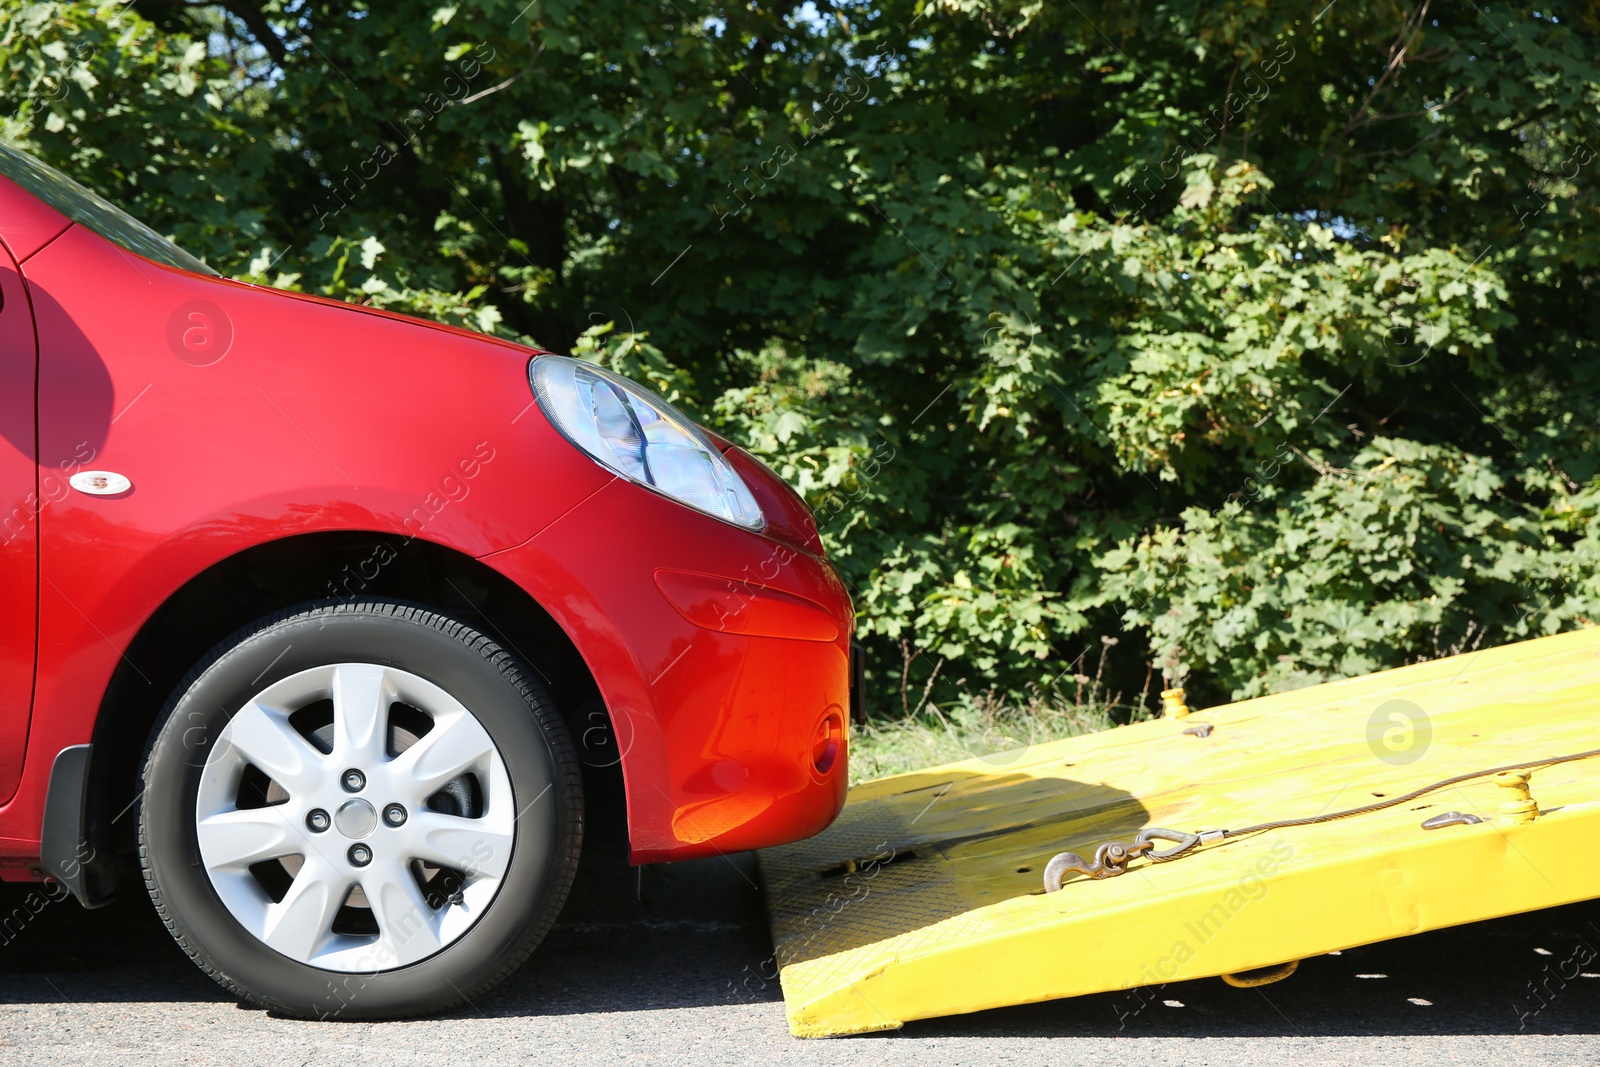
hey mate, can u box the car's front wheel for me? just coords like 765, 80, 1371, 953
138, 600, 582, 1018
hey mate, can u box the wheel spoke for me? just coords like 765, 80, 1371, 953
365, 859, 444, 967
330, 662, 390, 764
391, 711, 496, 797
222, 700, 323, 795
261, 854, 347, 961
406, 811, 514, 881
196, 807, 301, 870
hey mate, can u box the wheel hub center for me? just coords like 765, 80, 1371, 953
334, 798, 378, 839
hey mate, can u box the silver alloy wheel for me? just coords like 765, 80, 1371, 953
195, 663, 516, 972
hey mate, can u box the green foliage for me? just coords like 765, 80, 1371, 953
1102, 438, 1581, 697
4, 0, 1599, 714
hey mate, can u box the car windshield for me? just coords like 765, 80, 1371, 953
0, 141, 217, 276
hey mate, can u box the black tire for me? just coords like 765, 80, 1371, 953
138, 599, 583, 1019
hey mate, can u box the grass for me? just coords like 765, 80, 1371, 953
848, 700, 1131, 783
848, 641, 1156, 784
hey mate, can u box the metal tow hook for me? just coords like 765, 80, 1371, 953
1043, 827, 1206, 892
1042, 840, 1151, 889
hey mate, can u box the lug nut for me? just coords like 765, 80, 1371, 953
348, 844, 372, 867
382, 803, 407, 827
342, 769, 366, 793
306, 809, 331, 833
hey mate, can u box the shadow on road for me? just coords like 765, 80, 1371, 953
0, 843, 1596, 1039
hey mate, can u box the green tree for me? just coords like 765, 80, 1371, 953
4, 0, 1597, 713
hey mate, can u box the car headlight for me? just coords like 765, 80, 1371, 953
530, 355, 765, 530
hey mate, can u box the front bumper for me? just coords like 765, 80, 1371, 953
481, 477, 852, 863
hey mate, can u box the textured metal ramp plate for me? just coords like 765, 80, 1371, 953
758, 628, 1600, 1037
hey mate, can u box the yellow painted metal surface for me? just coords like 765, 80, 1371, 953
758, 628, 1600, 1037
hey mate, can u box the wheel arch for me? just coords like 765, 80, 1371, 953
71, 530, 627, 902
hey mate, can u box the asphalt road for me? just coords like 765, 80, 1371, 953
1, 849, 1597, 1066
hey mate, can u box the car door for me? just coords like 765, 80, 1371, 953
0, 238, 38, 806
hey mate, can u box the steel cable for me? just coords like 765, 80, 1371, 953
1218, 746, 1600, 837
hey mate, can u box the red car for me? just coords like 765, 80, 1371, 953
0, 143, 853, 1017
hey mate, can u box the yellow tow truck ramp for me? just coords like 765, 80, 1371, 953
757, 627, 1600, 1037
